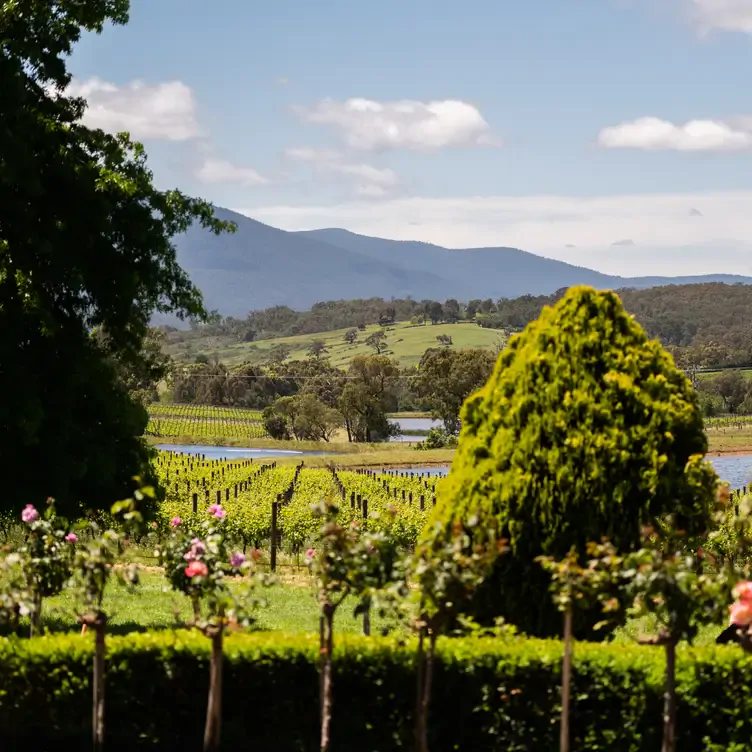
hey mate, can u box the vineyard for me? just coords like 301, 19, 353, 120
705, 415, 752, 431
146, 403, 269, 440
154, 450, 441, 555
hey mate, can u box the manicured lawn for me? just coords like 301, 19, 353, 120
33, 569, 725, 648
39, 570, 391, 636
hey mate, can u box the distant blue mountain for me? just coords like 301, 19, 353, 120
169, 208, 752, 317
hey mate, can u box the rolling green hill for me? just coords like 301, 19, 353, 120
165, 321, 504, 369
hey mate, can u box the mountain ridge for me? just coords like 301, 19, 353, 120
170, 207, 752, 317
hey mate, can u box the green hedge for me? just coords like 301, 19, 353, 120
1, 631, 751, 750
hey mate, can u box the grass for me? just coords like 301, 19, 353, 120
34, 569, 726, 647
165, 320, 503, 369
706, 425, 752, 454
36, 570, 394, 637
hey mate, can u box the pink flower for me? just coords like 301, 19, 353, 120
185, 560, 209, 578
733, 581, 752, 603
306, 548, 315, 559
184, 538, 206, 561
208, 504, 226, 520
190, 538, 205, 554
230, 552, 246, 568
729, 599, 752, 626
65, 533, 78, 543
21, 505, 38, 523
170, 517, 182, 528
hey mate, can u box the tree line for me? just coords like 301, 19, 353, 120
167, 282, 752, 371
167, 347, 497, 443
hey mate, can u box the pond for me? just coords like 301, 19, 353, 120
388, 417, 442, 443
154, 444, 330, 461
405, 454, 752, 490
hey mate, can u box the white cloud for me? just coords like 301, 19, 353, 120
66, 77, 200, 141
233, 190, 752, 275
285, 146, 399, 197
295, 97, 495, 151
333, 163, 399, 187
597, 116, 752, 151
196, 159, 268, 187
690, 0, 752, 33
284, 147, 343, 163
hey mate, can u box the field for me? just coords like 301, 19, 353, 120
155, 451, 440, 550
165, 320, 504, 369
146, 402, 269, 440
10, 445, 728, 647
145, 401, 752, 459
704, 416, 752, 453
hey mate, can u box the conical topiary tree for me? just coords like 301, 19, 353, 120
428, 286, 718, 638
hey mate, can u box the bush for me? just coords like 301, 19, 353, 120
416, 427, 458, 450
430, 286, 716, 638
1, 631, 752, 750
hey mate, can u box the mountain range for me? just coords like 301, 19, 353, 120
172, 207, 752, 317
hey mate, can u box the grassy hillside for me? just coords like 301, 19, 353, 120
166, 321, 504, 368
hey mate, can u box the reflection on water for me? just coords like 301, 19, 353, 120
388, 417, 442, 442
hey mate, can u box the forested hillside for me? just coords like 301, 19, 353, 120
167, 282, 752, 369
169, 208, 752, 315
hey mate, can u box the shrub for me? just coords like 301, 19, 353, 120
2, 632, 752, 750
416, 427, 457, 450
430, 286, 716, 638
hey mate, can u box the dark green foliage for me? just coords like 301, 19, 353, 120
431, 286, 717, 638
410, 347, 496, 433
0, 0, 231, 516
1, 631, 752, 750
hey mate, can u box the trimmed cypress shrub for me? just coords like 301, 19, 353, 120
429, 286, 717, 638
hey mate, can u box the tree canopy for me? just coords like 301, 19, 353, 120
0, 0, 231, 515
428, 286, 717, 638
410, 348, 496, 433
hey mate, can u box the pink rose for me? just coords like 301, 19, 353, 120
185, 560, 209, 578
208, 504, 226, 520
230, 552, 246, 568
306, 548, 315, 559
733, 581, 752, 603
170, 517, 182, 528
729, 599, 752, 627
21, 505, 38, 523
65, 533, 78, 543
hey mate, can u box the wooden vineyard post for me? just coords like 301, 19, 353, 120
270, 500, 279, 572
420, 495, 425, 511
192, 493, 198, 514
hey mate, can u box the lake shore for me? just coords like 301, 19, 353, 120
148, 429, 752, 467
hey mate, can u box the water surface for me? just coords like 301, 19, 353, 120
404, 454, 752, 489
155, 444, 329, 461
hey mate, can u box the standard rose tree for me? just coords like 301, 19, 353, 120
719, 581, 752, 649
157, 503, 272, 752
18, 498, 76, 637
307, 500, 407, 752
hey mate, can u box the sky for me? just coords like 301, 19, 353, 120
68, 0, 752, 276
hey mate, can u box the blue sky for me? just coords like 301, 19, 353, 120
69, 0, 752, 275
